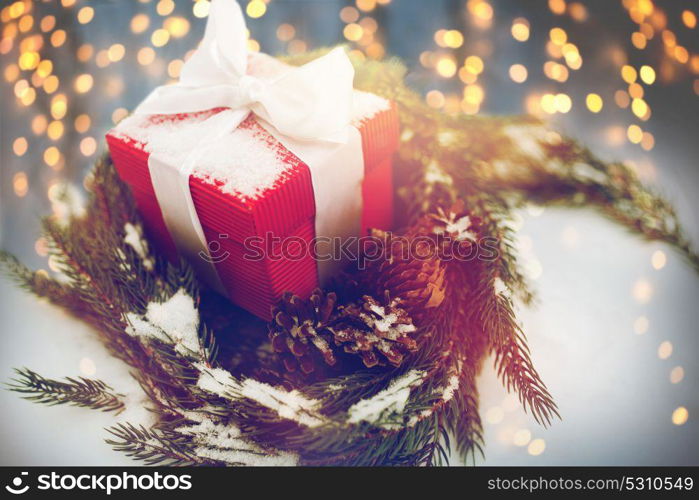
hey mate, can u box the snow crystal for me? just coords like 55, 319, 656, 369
177, 417, 298, 466
441, 375, 460, 403
49, 183, 86, 226
123, 222, 154, 270
424, 161, 453, 186
124, 289, 201, 357
434, 213, 476, 241
238, 379, 325, 428
504, 124, 549, 161
195, 364, 238, 398
493, 277, 511, 299
114, 110, 289, 199
351, 90, 391, 127
194, 365, 325, 428
347, 369, 425, 427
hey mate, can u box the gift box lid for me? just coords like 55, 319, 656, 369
107, 90, 398, 242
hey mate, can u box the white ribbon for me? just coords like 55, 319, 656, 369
134, 0, 364, 293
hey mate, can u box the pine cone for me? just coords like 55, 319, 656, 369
361, 229, 447, 322
334, 293, 418, 368
268, 289, 338, 375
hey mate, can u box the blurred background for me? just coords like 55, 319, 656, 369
1, 0, 697, 465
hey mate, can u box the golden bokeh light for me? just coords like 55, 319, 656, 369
108, 43, 125, 62
554, 93, 572, 113
47, 120, 64, 141
631, 32, 647, 50
621, 65, 637, 84
640, 131, 654, 151
193, 0, 211, 19
682, 10, 697, 29
509, 64, 527, 83
527, 438, 546, 456
246, 0, 267, 19
657, 341, 673, 360
13, 171, 28, 197
130, 13, 150, 34
80, 137, 97, 157
4, 63, 19, 82
614, 90, 630, 108
464, 55, 484, 75
13, 136, 28, 156
627, 124, 643, 144
168, 59, 184, 78
436, 56, 457, 78
157, 0, 175, 17
165, 16, 190, 38
549, 27, 567, 45
631, 98, 648, 119
276, 23, 295, 42
74, 73, 94, 94
511, 18, 530, 42
340, 6, 360, 23
631, 276, 652, 301
40, 15, 55, 32
671, 407, 688, 426
670, 366, 684, 384
586, 93, 603, 113
568, 2, 588, 22
43, 146, 60, 167
112, 107, 129, 124
32, 114, 48, 135
639, 65, 656, 84
75, 114, 91, 133
51, 94, 67, 120
151, 29, 170, 47
357, 0, 377, 12
425, 89, 445, 109
137, 47, 156, 66
77, 6, 94, 24
50, 29, 66, 48
77, 44, 94, 62
344, 23, 363, 41
651, 250, 666, 270
548, 0, 566, 15
633, 315, 649, 335
513, 429, 532, 447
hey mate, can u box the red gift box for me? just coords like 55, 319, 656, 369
106, 99, 399, 319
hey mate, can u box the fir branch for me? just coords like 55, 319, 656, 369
6, 368, 125, 414
105, 422, 214, 466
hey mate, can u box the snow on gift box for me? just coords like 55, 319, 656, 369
106, 3, 398, 320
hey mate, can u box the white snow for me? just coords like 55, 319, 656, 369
194, 366, 325, 428
351, 90, 391, 126
441, 374, 460, 403
503, 124, 549, 161
434, 212, 476, 241
493, 277, 511, 298
49, 183, 86, 225
238, 379, 325, 428
195, 364, 237, 398
124, 289, 201, 357
123, 222, 154, 270
114, 110, 289, 200
176, 416, 298, 466
347, 369, 425, 428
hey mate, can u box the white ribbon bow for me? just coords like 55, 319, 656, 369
135, 0, 355, 144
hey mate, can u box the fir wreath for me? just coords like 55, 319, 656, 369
2, 53, 698, 466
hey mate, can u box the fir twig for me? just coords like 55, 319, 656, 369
105, 422, 213, 466
6, 368, 125, 414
